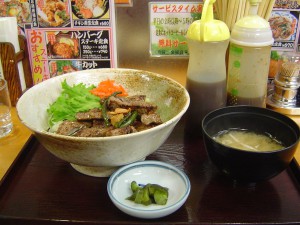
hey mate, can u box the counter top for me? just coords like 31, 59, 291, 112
0, 108, 32, 181
0, 114, 299, 225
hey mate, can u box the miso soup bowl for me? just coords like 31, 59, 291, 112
202, 106, 300, 183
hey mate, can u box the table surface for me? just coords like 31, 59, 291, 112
4, 106, 300, 181
0, 113, 299, 225
0, 108, 32, 180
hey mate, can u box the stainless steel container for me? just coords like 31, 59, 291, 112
272, 79, 299, 106
270, 62, 300, 107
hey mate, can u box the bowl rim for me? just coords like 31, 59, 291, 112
16, 68, 190, 141
107, 160, 191, 213
202, 105, 300, 154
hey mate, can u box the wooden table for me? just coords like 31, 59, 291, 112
0, 109, 299, 225
0, 108, 32, 180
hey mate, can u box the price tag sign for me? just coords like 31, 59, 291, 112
149, 1, 203, 57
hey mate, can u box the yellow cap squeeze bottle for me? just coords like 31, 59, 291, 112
226, 0, 274, 107
185, 0, 230, 135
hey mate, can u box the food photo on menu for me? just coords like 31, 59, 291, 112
71, 0, 109, 19
37, 0, 71, 27
269, 11, 298, 41
0, 0, 32, 24
46, 31, 80, 59
48, 60, 81, 77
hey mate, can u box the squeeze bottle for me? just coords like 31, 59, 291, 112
185, 0, 230, 135
226, 0, 274, 107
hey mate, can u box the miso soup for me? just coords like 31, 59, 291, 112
213, 129, 285, 152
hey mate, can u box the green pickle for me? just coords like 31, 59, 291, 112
130, 181, 141, 192
126, 181, 169, 206
154, 188, 168, 205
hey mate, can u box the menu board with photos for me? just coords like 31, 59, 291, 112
1, 0, 300, 82
148, 0, 300, 78
0, 0, 117, 84
268, 0, 300, 78
270, 1, 300, 51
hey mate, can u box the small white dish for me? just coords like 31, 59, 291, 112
107, 160, 191, 219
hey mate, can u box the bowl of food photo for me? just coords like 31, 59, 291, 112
202, 105, 300, 183
16, 68, 190, 177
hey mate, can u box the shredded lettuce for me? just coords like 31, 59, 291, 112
47, 79, 101, 127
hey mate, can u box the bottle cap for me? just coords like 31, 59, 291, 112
230, 0, 274, 47
187, 0, 230, 42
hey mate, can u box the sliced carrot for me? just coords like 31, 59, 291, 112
90, 79, 128, 98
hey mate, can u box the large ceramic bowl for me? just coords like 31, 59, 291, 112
202, 106, 300, 183
16, 69, 190, 177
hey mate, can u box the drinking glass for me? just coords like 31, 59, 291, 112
0, 78, 13, 138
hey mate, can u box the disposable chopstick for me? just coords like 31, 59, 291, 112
226, 0, 236, 30
230, 0, 240, 30
265, 0, 275, 20
258, 0, 267, 17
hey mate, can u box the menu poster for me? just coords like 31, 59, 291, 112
270, 10, 299, 51
274, 0, 300, 9
269, 1, 300, 51
149, 2, 203, 57
0, 0, 32, 24
25, 0, 116, 84
30, 0, 110, 28
115, 0, 132, 6
268, 0, 300, 78
25, 28, 113, 82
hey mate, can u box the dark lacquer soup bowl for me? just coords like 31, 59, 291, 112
202, 106, 300, 183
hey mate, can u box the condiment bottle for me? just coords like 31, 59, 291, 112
226, 0, 274, 107
185, 0, 230, 135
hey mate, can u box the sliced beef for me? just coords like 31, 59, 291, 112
56, 121, 92, 136
75, 126, 114, 137
55, 95, 162, 137
130, 126, 138, 133
141, 113, 163, 125
75, 108, 102, 121
133, 121, 156, 132
105, 126, 135, 137
92, 119, 107, 128
126, 95, 146, 101
108, 96, 157, 114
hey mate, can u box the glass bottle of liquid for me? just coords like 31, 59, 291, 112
0, 58, 3, 79
185, 0, 230, 135
226, 0, 274, 107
